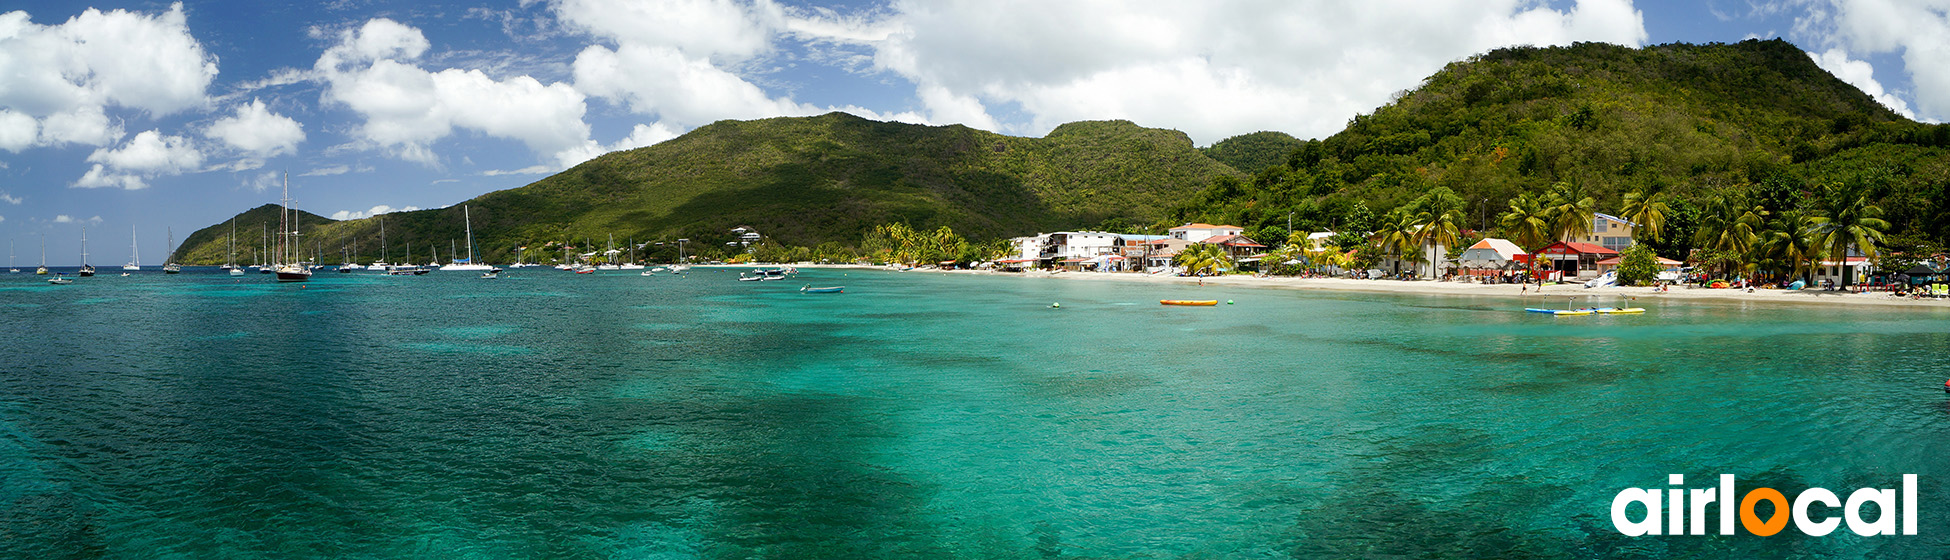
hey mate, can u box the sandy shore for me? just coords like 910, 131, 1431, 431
761, 264, 1950, 310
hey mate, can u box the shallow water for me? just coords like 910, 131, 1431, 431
3, 268, 1948, 558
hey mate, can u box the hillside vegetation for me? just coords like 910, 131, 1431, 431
1169, 39, 1950, 260
174, 113, 1241, 264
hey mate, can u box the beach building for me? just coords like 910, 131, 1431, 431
1201, 234, 1266, 261
1810, 254, 1873, 287
1169, 223, 1244, 243
1536, 241, 1617, 279
1134, 238, 1193, 271
1563, 213, 1636, 251
1458, 238, 1529, 278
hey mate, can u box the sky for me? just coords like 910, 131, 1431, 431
2, 0, 1946, 265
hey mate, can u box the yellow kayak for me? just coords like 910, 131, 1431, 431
1594, 307, 1645, 314
1161, 300, 1219, 306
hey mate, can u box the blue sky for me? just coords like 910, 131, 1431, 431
1, 0, 1942, 265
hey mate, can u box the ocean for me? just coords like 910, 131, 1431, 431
4, 267, 1948, 558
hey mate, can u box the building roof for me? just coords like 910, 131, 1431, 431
1595, 256, 1682, 266
1538, 241, 1618, 256
1169, 223, 1242, 231
1466, 238, 1528, 257
1594, 212, 1637, 227
1200, 234, 1266, 248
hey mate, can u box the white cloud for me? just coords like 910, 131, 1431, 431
1810, 48, 1916, 118
0, 110, 36, 152
0, 3, 216, 148
546, 121, 685, 170
1794, 0, 1950, 121
73, 129, 205, 189
0, 191, 19, 204
300, 164, 359, 176
314, 18, 595, 170
205, 99, 305, 156
330, 204, 419, 220
52, 214, 101, 224
847, 0, 1649, 143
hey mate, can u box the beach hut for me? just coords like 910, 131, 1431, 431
1460, 238, 1527, 268
1536, 241, 1617, 279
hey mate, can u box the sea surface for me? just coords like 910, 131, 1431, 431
3, 267, 1948, 558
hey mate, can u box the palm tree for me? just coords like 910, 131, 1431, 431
1414, 209, 1462, 279
1809, 183, 1890, 290
1762, 210, 1821, 285
1693, 196, 1767, 278
1173, 243, 1233, 276
1372, 209, 1418, 276
1547, 181, 1596, 244
1621, 190, 1669, 243
1499, 193, 1553, 251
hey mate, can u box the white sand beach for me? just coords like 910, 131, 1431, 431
775, 264, 1950, 309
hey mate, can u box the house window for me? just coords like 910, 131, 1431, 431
1594, 218, 1607, 233
1603, 236, 1632, 251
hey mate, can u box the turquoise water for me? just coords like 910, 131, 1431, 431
3, 268, 1949, 558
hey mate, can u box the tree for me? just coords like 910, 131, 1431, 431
1761, 210, 1820, 284
1498, 193, 1554, 251
1547, 181, 1596, 244
1809, 182, 1890, 290
1621, 190, 1669, 243
1413, 209, 1461, 279
1173, 243, 1233, 276
1373, 209, 1419, 276
1615, 243, 1661, 286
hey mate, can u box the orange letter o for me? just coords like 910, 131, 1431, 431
1740, 488, 1790, 536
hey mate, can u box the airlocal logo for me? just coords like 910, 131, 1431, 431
1612, 474, 1917, 537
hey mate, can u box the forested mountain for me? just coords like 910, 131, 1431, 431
174, 113, 1242, 264
1172, 39, 1950, 259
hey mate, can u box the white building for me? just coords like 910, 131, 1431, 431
1168, 223, 1244, 243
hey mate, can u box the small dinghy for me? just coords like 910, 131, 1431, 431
800, 285, 843, 293
1160, 300, 1218, 306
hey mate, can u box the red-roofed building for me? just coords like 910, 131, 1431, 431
1199, 234, 1267, 260
1536, 241, 1617, 278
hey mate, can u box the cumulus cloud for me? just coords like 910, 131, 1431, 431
542, 121, 685, 171
73, 130, 206, 189
205, 99, 305, 156
0, 3, 216, 148
1810, 48, 1916, 118
314, 18, 596, 169
545, 0, 1648, 143
851, 0, 1649, 143
330, 204, 419, 220
1793, 0, 1950, 121
0, 190, 19, 204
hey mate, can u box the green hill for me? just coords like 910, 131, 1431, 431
173, 113, 1243, 264
1171, 39, 1950, 252
1202, 131, 1307, 173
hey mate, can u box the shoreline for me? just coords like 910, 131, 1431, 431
761, 263, 1950, 310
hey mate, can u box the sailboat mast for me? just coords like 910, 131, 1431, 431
464, 205, 475, 263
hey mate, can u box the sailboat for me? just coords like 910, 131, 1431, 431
8, 238, 17, 273
36, 235, 47, 275
441, 205, 496, 271
620, 238, 644, 270
162, 228, 181, 273
225, 218, 244, 276
77, 226, 94, 277
124, 225, 141, 271
273, 173, 311, 282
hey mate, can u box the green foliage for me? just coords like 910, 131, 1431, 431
1173, 243, 1233, 275
1166, 39, 1950, 263
1615, 244, 1661, 286
176, 114, 1241, 264
1202, 131, 1307, 173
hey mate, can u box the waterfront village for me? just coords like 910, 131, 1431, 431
998, 214, 1889, 291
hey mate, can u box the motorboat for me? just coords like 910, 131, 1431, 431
800, 285, 843, 293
